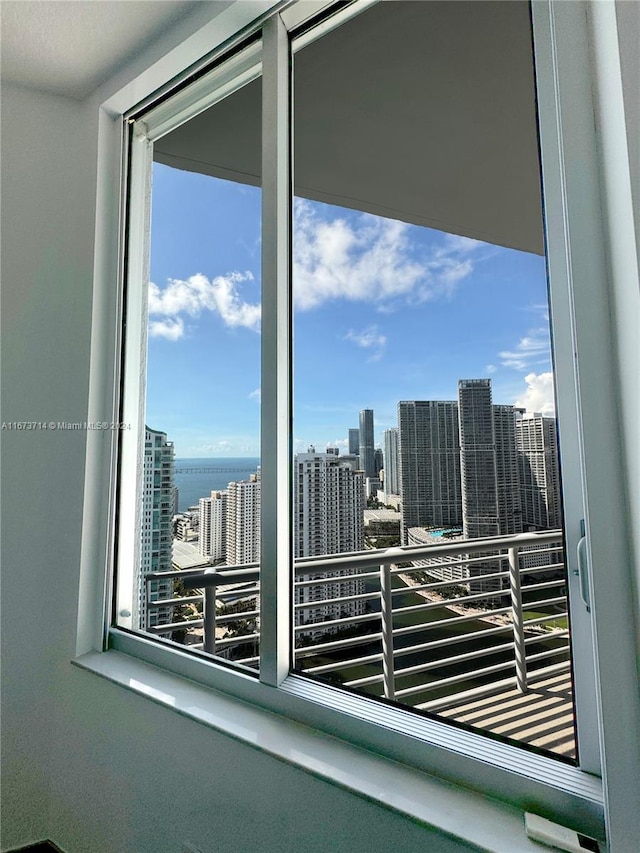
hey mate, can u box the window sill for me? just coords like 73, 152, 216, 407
73, 648, 601, 853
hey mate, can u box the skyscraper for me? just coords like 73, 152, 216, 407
139, 426, 175, 634
348, 428, 360, 456
359, 408, 375, 478
294, 448, 366, 632
458, 380, 522, 596
199, 490, 227, 561
383, 427, 400, 496
458, 379, 499, 540
515, 413, 561, 530
493, 404, 523, 535
398, 400, 462, 543
226, 473, 261, 565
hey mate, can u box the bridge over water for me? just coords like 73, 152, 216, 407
174, 466, 256, 475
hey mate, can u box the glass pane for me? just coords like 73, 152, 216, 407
118, 45, 263, 673
292, 2, 576, 760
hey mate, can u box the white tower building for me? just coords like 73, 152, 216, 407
383, 427, 400, 496
139, 427, 175, 634
515, 413, 561, 530
294, 448, 366, 633
226, 472, 261, 565
199, 490, 228, 561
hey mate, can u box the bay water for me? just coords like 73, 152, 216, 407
174, 457, 260, 512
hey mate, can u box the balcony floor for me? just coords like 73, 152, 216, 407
422, 664, 576, 759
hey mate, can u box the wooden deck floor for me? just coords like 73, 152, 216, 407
423, 664, 576, 759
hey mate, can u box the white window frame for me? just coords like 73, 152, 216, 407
76, 1, 640, 849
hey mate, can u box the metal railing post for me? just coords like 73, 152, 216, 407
380, 562, 396, 701
203, 583, 217, 656
508, 545, 528, 693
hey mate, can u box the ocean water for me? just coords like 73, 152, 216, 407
174, 457, 260, 512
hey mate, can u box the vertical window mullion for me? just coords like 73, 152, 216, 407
260, 13, 292, 687
116, 121, 153, 635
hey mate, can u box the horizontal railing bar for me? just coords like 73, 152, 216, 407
393, 658, 522, 698
520, 595, 567, 610
292, 531, 562, 574
520, 561, 564, 574
391, 569, 510, 595
416, 661, 571, 712
526, 647, 570, 664
294, 591, 375, 610
393, 624, 515, 656
304, 651, 384, 674
215, 610, 260, 624
392, 606, 512, 635
393, 640, 518, 681
147, 620, 204, 633
215, 586, 260, 600
183, 567, 260, 588
392, 573, 492, 595
523, 613, 568, 628
214, 632, 260, 647
391, 555, 507, 578
147, 595, 203, 608
295, 570, 380, 588
355, 639, 522, 688
393, 587, 511, 617
293, 611, 380, 633
295, 631, 383, 658
524, 631, 569, 645
145, 567, 216, 581
520, 579, 567, 593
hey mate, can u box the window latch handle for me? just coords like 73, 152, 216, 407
575, 519, 591, 613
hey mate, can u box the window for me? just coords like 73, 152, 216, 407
93, 0, 639, 847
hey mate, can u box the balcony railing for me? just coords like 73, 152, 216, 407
144, 530, 573, 757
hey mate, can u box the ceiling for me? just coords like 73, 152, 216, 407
0, 1, 224, 100
155, 1, 544, 254
1, 0, 544, 253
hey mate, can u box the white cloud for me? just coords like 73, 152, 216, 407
293, 199, 477, 310
148, 317, 184, 340
442, 233, 485, 254
148, 271, 260, 338
345, 325, 387, 361
345, 326, 386, 349
249, 388, 261, 403
499, 329, 551, 370
485, 363, 497, 374
330, 438, 349, 449
515, 371, 555, 415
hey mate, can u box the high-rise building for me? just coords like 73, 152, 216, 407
383, 427, 400, 495
348, 428, 360, 456
458, 380, 522, 596
398, 400, 462, 543
139, 427, 175, 634
226, 473, 261, 565
359, 409, 375, 478
458, 379, 500, 539
294, 448, 366, 632
492, 404, 523, 536
199, 490, 227, 561
515, 413, 561, 530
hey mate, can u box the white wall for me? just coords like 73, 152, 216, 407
1, 81, 97, 848
0, 58, 475, 853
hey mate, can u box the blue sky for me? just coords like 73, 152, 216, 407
146, 163, 554, 457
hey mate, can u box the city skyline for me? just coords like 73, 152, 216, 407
147, 164, 554, 458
